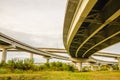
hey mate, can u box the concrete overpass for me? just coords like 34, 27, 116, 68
0, 33, 120, 70
0, 48, 67, 53
63, 0, 120, 59
0, 32, 69, 62
3, 48, 66, 53
1, 48, 120, 59
94, 52, 120, 58
1, 40, 119, 63
0, 45, 120, 71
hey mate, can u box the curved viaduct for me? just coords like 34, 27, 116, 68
63, 0, 120, 58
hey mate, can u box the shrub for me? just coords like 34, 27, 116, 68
100, 65, 109, 71
32, 65, 40, 71
0, 68, 10, 74
14, 69, 24, 74
82, 66, 90, 72
112, 64, 119, 70
7, 59, 34, 71
0, 61, 7, 68
1, 59, 75, 72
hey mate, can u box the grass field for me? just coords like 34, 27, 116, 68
0, 71, 120, 80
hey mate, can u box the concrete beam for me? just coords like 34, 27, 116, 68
0, 45, 16, 49
66, 0, 97, 51
93, 52, 120, 58
103, 0, 120, 20
83, 31, 120, 58
76, 9, 120, 58
63, 0, 80, 48
0, 48, 67, 53
69, 57, 88, 63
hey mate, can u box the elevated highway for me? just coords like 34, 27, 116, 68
0, 36, 119, 63
0, 32, 119, 71
94, 52, 120, 58
0, 32, 69, 61
0, 48, 67, 53
0, 46, 120, 64
1, 48, 120, 59
63, 0, 120, 58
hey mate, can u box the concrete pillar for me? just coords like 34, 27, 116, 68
72, 61, 76, 67
1, 48, 7, 63
98, 63, 101, 71
43, 56, 51, 63
78, 62, 82, 71
90, 64, 94, 71
46, 58, 49, 63
116, 57, 120, 70
30, 53, 33, 61
109, 65, 113, 71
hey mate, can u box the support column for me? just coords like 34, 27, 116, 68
116, 57, 120, 70
1, 48, 7, 63
78, 62, 82, 71
98, 63, 101, 71
44, 56, 51, 63
46, 58, 50, 63
90, 64, 94, 71
109, 65, 113, 71
30, 53, 33, 61
72, 61, 76, 67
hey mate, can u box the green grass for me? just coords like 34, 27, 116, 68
0, 71, 120, 80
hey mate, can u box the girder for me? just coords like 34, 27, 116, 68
85, 35, 120, 58
75, 10, 120, 58
63, 0, 80, 48
82, 23, 120, 57
0, 41, 10, 45
64, 0, 97, 51
94, 52, 120, 58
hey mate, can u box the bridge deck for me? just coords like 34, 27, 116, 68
63, 0, 120, 58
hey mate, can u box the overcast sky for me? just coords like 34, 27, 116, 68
0, 0, 120, 62
0, 0, 67, 48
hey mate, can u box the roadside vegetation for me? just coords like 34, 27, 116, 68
0, 59, 120, 80
0, 59, 75, 74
